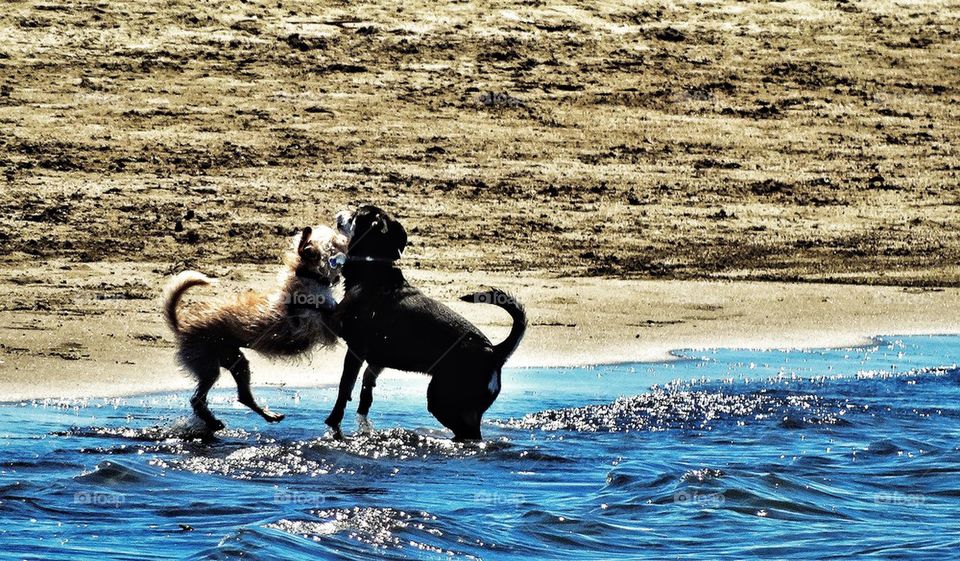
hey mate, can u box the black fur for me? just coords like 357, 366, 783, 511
325, 205, 527, 441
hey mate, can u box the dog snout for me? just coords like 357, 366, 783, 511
335, 210, 355, 237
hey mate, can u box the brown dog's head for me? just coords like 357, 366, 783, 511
335, 204, 407, 262
289, 224, 349, 285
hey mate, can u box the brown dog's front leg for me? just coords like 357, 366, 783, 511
325, 350, 363, 439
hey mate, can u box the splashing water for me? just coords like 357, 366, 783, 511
2, 335, 960, 559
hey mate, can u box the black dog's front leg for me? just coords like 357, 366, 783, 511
325, 350, 363, 440
356, 364, 384, 434
357, 364, 384, 416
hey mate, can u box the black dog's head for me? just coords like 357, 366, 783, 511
335, 204, 407, 261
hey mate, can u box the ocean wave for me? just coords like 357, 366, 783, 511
266, 507, 488, 557
496, 388, 858, 433
53, 419, 255, 442
74, 460, 156, 485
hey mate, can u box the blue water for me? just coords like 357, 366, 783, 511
3, 335, 960, 560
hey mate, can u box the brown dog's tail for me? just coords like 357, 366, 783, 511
460, 289, 527, 365
162, 271, 211, 334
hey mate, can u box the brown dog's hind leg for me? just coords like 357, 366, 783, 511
221, 349, 284, 423
186, 356, 225, 432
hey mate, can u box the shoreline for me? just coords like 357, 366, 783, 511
3, 332, 954, 405
3, 262, 960, 401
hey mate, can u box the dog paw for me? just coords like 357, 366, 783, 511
327, 424, 345, 441
262, 409, 285, 423
356, 414, 374, 435
208, 419, 226, 432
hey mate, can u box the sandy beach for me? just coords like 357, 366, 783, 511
2, 0, 959, 286
2, 0, 959, 400
2, 261, 959, 401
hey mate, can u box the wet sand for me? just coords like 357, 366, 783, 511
2, 261, 959, 401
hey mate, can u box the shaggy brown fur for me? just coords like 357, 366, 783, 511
163, 225, 347, 432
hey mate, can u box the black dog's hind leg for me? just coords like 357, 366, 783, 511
325, 350, 364, 439
448, 409, 482, 442
356, 364, 384, 434
222, 349, 284, 423
426, 376, 483, 442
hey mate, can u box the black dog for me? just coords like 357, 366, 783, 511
324, 204, 527, 441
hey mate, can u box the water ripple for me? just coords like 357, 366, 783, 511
2, 336, 960, 560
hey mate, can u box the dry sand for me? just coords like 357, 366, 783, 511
2, 261, 959, 401
1, 0, 959, 284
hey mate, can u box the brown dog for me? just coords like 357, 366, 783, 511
163, 225, 347, 432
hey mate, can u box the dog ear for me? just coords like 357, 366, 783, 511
390, 221, 407, 257
297, 226, 313, 254
369, 217, 388, 234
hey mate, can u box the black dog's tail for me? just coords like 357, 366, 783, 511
460, 289, 527, 364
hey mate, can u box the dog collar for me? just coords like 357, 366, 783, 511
346, 255, 402, 264
346, 248, 403, 263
